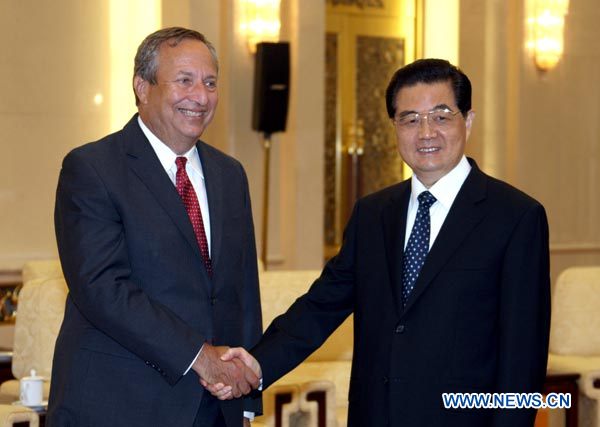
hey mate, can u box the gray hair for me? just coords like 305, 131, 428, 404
133, 27, 219, 104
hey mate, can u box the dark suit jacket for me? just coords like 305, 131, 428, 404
253, 159, 550, 427
48, 115, 262, 427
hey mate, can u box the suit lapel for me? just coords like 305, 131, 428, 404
196, 141, 224, 272
402, 161, 488, 314
122, 116, 204, 263
381, 182, 411, 315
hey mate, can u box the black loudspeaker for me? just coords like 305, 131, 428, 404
252, 42, 290, 134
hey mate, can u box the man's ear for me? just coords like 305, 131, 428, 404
133, 75, 150, 105
465, 110, 475, 140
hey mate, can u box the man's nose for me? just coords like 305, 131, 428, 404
188, 82, 209, 105
418, 116, 436, 139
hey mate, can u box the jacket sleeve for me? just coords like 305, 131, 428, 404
238, 164, 264, 414
492, 203, 551, 426
55, 150, 206, 386
252, 202, 360, 388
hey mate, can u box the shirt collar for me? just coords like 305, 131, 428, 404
137, 116, 204, 180
410, 156, 471, 209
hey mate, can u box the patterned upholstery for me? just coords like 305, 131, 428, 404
259, 269, 353, 363
0, 260, 66, 401
2, 262, 351, 426
11, 276, 67, 380
548, 266, 600, 427
550, 266, 600, 356
258, 269, 353, 426
20, 260, 63, 286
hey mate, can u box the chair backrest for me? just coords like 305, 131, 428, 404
13, 262, 354, 378
259, 269, 353, 362
549, 266, 600, 356
13, 261, 68, 379
21, 259, 63, 286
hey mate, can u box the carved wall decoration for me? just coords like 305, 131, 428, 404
327, 0, 384, 9
356, 35, 404, 196
324, 33, 339, 248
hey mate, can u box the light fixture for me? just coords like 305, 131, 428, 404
240, 0, 281, 53
525, 0, 569, 71
93, 93, 104, 106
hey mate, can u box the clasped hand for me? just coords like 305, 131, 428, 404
195, 345, 261, 400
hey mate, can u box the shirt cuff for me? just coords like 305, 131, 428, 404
243, 412, 255, 421
184, 344, 204, 375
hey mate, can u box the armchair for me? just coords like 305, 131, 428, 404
547, 266, 600, 427
3, 262, 353, 426
258, 269, 353, 427
0, 260, 67, 402
0, 405, 38, 427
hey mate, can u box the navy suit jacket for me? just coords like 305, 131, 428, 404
48, 115, 262, 427
253, 159, 550, 427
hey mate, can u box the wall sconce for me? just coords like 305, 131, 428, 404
240, 0, 281, 53
526, 0, 569, 71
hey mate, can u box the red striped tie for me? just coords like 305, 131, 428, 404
175, 157, 213, 276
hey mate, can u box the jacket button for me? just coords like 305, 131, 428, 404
395, 324, 405, 334
383, 376, 389, 384
210, 297, 217, 305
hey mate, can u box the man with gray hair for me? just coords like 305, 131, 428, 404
48, 27, 262, 427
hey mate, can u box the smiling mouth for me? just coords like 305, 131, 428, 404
417, 147, 440, 153
178, 108, 207, 118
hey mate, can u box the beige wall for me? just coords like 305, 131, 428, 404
460, 0, 600, 284
186, 0, 325, 269
0, 0, 323, 270
2, 0, 599, 278
0, 1, 111, 269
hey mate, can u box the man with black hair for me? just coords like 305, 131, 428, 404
211, 58, 551, 427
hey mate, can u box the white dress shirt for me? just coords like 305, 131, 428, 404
138, 116, 211, 255
404, 156, 471, 249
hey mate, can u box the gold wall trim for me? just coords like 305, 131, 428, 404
0, 270, 20, 287
327, 0, 385, 8
324, 32, 340, 247
550, 244, 600, 254
355, 35, 405, 196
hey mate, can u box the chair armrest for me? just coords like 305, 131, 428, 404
0, 404, 39, 427
258, 383, 301, 427
298, 380, 337, 427
548, 353, 600, 373
579, 370, 600, 399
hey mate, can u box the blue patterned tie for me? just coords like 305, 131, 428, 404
401, 191, 437, 305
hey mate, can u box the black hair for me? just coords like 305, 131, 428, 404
385, 58, 471, 118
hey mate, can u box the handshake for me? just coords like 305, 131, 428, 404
193, 344, 261, 399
